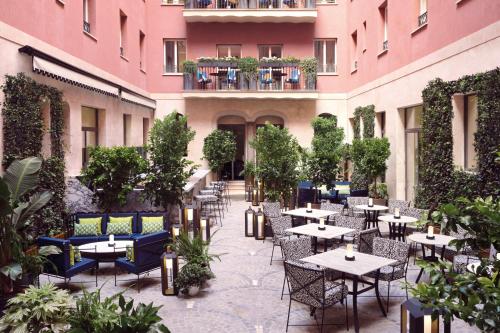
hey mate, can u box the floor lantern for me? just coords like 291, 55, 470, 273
245, 185, 253, 202
259, 180, 265, 202
161, 248, 178, 296
171, 223, 182, 241
198, 215, 211, 241
252, 187, 259, 206
254, 208, 265, 240
401, 298, 449, 333
182, 204, 198, 239
245, 206, 255, 237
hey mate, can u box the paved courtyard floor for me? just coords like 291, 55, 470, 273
40, 196, 478, 333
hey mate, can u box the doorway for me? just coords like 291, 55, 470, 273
218, 124, 245, 180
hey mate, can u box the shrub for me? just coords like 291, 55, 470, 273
202, 129, 236, 179
82, 146, 147, 211
351, 138, 390, 194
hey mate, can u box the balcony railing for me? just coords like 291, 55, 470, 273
382, 40, 388, 51
184, 62, 316, 92
418, 11, 427, 26
185, 0, 315, 9
83, 21, 91, 33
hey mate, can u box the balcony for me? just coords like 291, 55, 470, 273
183, 0, 317, 23
182, 58, 318, 99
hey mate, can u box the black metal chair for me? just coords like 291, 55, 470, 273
269, 215, 293, 265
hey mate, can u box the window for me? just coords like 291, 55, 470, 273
418, 0, 427, 26
83, 0, 95, 34
464, 95, 478, 170
120, 11, 128, 57
376, 111, 386, 138
351, 31, 358, 70
123, 114, 131, 146
380, 2, 388, 50
217, 45, 241, 58
314, 39, 336, 73
139, 31, 146, 70
161, 0, 184, 4
82, 106, 99, 166
258, 45, 282, 59
163, 40, 186, 73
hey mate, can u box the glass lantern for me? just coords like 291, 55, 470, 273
254, 208, 265, 240
182, 204, 198, 239
197, 215, 211, 241
252, 187, 259, 206
171, 223, 182, 241
401, 298, 448, 333
245, 185, 253, 202
245, 206, 255, 237
161, 249, 178, 296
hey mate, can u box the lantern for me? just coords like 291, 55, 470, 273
401, 298, 449, 333
252, 187, 259, 206
245, 206, 255, 237
345, 243, 355, 261
368, 198, 374, 207
245, 185, 253, 202
161, 249, 179, 296
182, 204, 198, 239
259, 180, 265, 202
197, 216, 211, 241
254, 208, 265, 240
171, 223, 182, 241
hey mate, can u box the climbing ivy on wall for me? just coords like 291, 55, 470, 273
351, 105, 377, 190
416, 68, 500, 209
2, 73, 66, 236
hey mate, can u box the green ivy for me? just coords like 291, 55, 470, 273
353, 104, 375, 139
1, 73, 66, 237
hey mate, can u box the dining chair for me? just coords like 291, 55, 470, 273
269, 216, 294, 265
280, 236, 315, 299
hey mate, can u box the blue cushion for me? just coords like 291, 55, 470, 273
115, 257, 160, 275
38, 237, 71, 272
68, 235, 105, 246
131, 231, 169, 268
65, 257, 96, 278
298, 181, 313, 189
107, 212, 138, 234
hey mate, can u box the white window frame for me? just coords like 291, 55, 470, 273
419, 0, 427, 15
383, 5, 388, 42
161, 0, 184, 4
216, 44, 242, 58
314, 39, 337, 73
258, 45, 283, 59
83, 0, 89, 22
163, 39, 186, 73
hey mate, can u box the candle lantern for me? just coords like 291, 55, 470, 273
161, 249, 179, 296
252, 187, 259, 206
394, 208, 401, 219
259, 180, 265, 203
368, 198, 374, 207
182, 204, 198, 239
254, 208, 265, 240
306, 202, 312, 213
245, 206, 255, 237
345, 243, 355, 261
245, 185, 253, 202
197, 216, 211, 241
426, 225, 435, 240
108, 234, 115, 247
401, 298, 447, 333
171, 223, 182, 241
318, 218, 326, 231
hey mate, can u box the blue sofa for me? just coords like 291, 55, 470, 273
69, 211, 169, 245
38, 237, 98, 287
114, 230, 169, 292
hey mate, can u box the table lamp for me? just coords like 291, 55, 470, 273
394, 208, 401, 219
306, 202, 312, 213
345, 243, 355, 261
426, 225, 435, 240
318, 217, 326, 230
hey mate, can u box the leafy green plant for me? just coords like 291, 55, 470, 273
307, 116, 344, 190
239, 160, 257, 182
82, 146, 147, 211
237, 57, 259, 81
202, 129, 237, 179
181, 60, 196, 74
68, 287, 170, 333
0, 283, 72, 332
169, 231, 221, 266
351, 138, 390, 194
369, 183, 388, 200
175, 262, 214, 294
0, 157, 53, 289
19, 245, 61, 281
408, 259, 499, 333
143, 113, 196, 223
250, 123, 301, 203
300, 57, 318, 78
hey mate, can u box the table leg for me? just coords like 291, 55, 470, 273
324, 238, 328, 252
314, 236, 318, 254
374, 269, 387, 317
352, 275, 360, 333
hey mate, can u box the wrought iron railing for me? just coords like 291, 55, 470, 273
418, 11, 427, 26
185, 0, 315, 9
382, 40, 388, 51
83, 21, 91, 33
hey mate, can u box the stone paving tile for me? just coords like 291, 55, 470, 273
40, 196, 479, 333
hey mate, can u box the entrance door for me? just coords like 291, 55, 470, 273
218, 124, 245, 180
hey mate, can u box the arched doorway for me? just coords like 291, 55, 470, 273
217, 115, 246, 181
255, 115, 285, 130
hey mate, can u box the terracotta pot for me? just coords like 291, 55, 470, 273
373, 198, 387, 206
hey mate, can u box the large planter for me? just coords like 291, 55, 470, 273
188, 285, 200, 296
373, 198, 387, 206
305, 76, 316, 90
184, 74, 194, 90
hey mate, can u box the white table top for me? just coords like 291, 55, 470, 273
407, 233, 456, 247
79, 240, 133, 254
283, 208, 338, 219
285, 224, 355, 240
378, 215, 418, 224
355, 204, 388, 211
301, 248, 397, 276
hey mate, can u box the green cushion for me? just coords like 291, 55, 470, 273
109, 216, 133, 224
126, 245, 134, 263
141, 219, 164, 235
106, 221, 132, 235
74, 223, 98, 236
141, 216, 164, 224
79, 217, 102, 235
69, 245, 75, 267
336, 184, 350, 195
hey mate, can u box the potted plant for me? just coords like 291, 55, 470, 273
175, 262, 214, 296
237, 57, 258, 90
281, 56, 300, 67
182, 60, 197, 90
300, 57, 318, 90
16, 246, 61, 291
202, 129, 237, 181
239, 160, 257, 187
369, 183, 388, 206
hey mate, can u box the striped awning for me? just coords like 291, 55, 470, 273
121, 90, 156, 110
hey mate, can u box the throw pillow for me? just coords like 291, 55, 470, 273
74, 223, 98, 236
126, 245, 134, 262
109, 216, 133, 224
141, 219, 164, 235
79, 217, 102, 235
107, 221, 131, 235
69, 245, 75, 267
336, 184, 351, 195
74, 247, 82, 262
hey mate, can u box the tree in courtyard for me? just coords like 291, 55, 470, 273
143, 113, 196, 222
307, 116, 345, 190
250, 123, 301, 203
202, 129, 237, 180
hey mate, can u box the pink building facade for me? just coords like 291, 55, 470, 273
0, 0, 499, 200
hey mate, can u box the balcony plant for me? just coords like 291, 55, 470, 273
237, 57, 259, 90
202, 129, 237, 180
300, 57, 318, 90
282, 56, 300, 66
182, 60, 196, 90
197, 56, 238, 67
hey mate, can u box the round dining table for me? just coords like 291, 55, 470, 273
378, 214, 418, 241
355, 204, 388, 236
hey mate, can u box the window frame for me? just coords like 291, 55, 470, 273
163, 39, 187, 74
216, 44, 242, 58
257, 44, 283, 59
314, 39, 337, 74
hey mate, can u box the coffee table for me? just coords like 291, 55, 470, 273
285, 224, 355, 253
302, 248, 397, 333
355, 204, 388, 236
79, 240, 133, 266
378, 215, 418, 241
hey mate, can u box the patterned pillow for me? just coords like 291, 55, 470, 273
74, 247, 82, 262
141, 219, 164, 235
69, 245, 75, 267
126, 245, 135, 262
109, 216, 133, 224
106, 221, 132, 235
79, 217, 102, 235
74, 222, 98, 236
